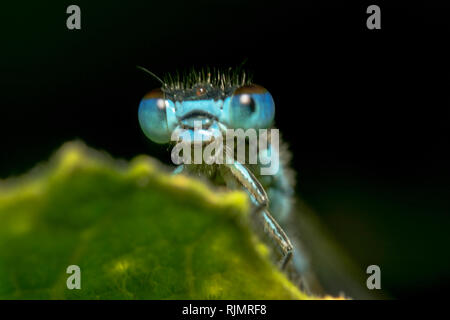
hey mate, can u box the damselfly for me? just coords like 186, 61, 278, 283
137, 66, 315, 292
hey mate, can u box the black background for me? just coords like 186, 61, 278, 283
1, 1, 449, 299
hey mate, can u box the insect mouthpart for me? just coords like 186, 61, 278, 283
179, 111, 218, 129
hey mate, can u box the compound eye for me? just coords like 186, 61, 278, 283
229, 84, 275, 130
138, 88, 171, 144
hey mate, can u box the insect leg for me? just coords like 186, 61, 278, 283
221, 159, 293, 270
258, 206, 293, 270
172, 164, 185, 175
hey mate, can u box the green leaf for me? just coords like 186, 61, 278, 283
0, 141, 309, 299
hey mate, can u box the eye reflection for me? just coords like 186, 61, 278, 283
239, 94, 256, 113
156, 99, 166, 110
239, 94, 251, 105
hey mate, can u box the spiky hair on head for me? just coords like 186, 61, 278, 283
161, 67, 253, 92
137, 65, 254, 101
